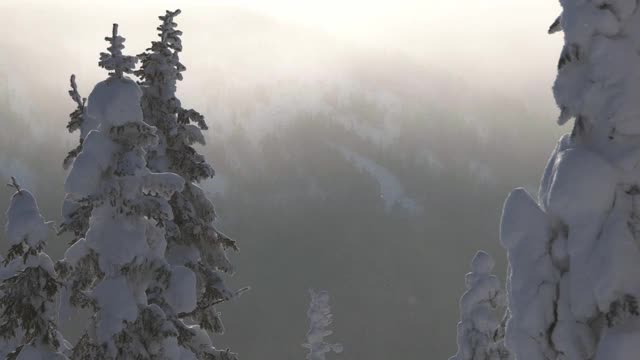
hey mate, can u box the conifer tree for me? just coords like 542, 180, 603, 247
450, 251, 509, 360
498, 1, 640, 359
302, 289, 343, 360
135, 9, 242, 356
1, 177, 68, 359
56, 24, 201, 358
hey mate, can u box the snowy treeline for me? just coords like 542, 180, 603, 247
453, 0, 640, 359
0, 10, 241, 359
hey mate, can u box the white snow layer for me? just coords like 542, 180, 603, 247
63, 130, 116, 198
501, 189, 562, 360
5, 189, 49, 247
503, 0, 640, 357
86, 77, 143, 128
93, 276, 139, 343
84, 206, 150, 274
165, 266, 197, 314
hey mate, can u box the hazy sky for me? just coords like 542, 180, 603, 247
0, 3, 567, 357
0, 0, 564, 123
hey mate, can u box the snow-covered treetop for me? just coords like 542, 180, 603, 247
98, 24, 137, 79
158, 9, 183, 52
552, 0, 640, 142
85, 76, 144, 129
4, 177, 49, 250
459, 251, 504, 318
136, 9, 186, 102
450, 251, 508, 360
303, 289, 343, 360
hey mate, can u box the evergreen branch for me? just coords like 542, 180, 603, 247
6, 176, 21, 192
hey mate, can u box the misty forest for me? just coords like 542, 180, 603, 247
3, 0, 639, 359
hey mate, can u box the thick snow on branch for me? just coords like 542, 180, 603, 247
86, 77, 144, 129
5, 188, 49, 248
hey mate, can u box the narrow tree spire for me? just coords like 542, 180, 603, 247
63, 75, 88, 169
158, 9, 183, 52
98, 24, 137, 78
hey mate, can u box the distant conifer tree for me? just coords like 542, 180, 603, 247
450, 251, 509, 360
303, 289, 343, 360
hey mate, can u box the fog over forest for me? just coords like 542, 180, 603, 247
0, 1, 566, 359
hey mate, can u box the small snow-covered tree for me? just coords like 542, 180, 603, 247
303, 289, 343, 360
135, 9, 242, 357
0, 177, 68, 359
450, 251, 509, 360
499, 1, 640, 359
56, 24, 198, 359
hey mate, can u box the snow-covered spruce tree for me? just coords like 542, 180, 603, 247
1, 177, 68, 359
500, 1, 640, 359
302, 289, 343, 360
450, 251, 509, 360
54, 24, 207, 358
135, 9, 241, 355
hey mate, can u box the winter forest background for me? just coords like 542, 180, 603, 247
0, 1, 564, 359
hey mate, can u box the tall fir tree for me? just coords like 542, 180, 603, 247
1, 177, 69, 359
55, 24, 209, 358
498, 0, 640, 359
135, 9, 242, 357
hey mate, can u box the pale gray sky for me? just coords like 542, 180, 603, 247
0, 0, 564, 124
